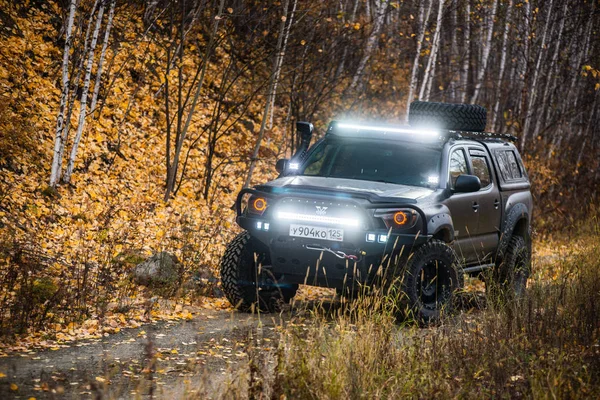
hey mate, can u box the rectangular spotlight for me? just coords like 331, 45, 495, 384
256, 221, 262, 229
378, 234, 388, 243
263, 223, 270, 231
366, 233, 376, 242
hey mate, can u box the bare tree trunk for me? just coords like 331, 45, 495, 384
533, 2, 566, 140
406, 0, 432, 117
424, 37, 439, 101
63, 1, 106, 184
268, 0, 298, 129
491, 0, 513, 131
349, 0, 390, 91
50, 0, 78, 188
164, 0, 224, 201
448, 1, 458, 102
90, 0, 116, 115
470, 0, 498, 104
460, 0, 470, 103
244, 0, 291, 188
522, 0, 553, 145
419, 0, 444, 101
351, 0, 360, 21
518, 0, 531, 151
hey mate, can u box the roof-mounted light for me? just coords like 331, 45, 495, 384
335, 123, 439, 138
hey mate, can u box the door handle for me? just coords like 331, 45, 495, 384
494, 199, 500, 209
472, 201, 479, 212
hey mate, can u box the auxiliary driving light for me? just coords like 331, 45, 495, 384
263, 223, 270, 231
366, 233, 376, 242
256, 221, 262, 229
378, 234, 388, 243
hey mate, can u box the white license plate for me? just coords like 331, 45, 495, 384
289, 224, 344, 241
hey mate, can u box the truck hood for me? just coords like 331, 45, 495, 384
258, 176, 434, 202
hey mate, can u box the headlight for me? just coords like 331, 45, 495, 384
248, 196, 268, 215
375, 208, 418, 230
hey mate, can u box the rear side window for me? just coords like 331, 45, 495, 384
496, 150, 523, 181
471, 155, 491, 187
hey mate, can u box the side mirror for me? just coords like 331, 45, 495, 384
276, 158, 288, 174
454, 174, 481, 193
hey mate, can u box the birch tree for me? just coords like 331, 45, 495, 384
406, 0, 432, 116
349, 0, 390, 91
49, 0, 77, 188
460, 0, 470, 102
418, 0, 444, 101
90, 0, 116, 114
491, 0, 513, 130
470, 0, 497, 104
63, 1, 106, 184
244, 0, 291, 188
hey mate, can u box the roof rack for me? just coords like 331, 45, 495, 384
327, 121, 518, 143
447, 130, 518, 142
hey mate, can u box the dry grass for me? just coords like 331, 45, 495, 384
266, 227, 600, 399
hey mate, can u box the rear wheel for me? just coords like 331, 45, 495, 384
401, 240, 464, 323
220, 232, 297, 312
487, 235, 530, 301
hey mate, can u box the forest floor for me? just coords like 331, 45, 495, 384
0, 238, 592, 400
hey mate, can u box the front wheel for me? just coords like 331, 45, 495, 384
400, 240, 464, 323
220, 232, 297, 312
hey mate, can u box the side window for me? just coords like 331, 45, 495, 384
495, 150, 522, 181
506, 151, 522, 179
471, 155, 491, 187
449, 149, 468, 188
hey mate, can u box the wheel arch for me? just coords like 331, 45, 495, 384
498, 203, 530, 258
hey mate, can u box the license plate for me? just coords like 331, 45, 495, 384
289, 224, 344, 241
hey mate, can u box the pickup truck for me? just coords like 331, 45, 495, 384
220, 101, 533, 321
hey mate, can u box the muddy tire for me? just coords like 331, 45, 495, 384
488, 235, 530, 301
220, 232, 296, 312
401, 240, 464, 323
408, 101, 487, 132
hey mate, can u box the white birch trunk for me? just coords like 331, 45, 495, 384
522, 0, 553, 144
533, 2, 566, 140
418, 0, 444, 101
268, 0, 298, 129
470, 0, 498, 104
245, 0, 292, 188
349, 0, 390, 90
491, 0, 513, 131
460, 0, 470, 103
50, 0, 78, 188
518, 0, 531, 151
90, 0, 116, 114
424, 38, 438, 101
406, 0, 432, 117
63, 2, 105, 184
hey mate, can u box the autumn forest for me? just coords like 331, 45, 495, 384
0, 0, 600, 398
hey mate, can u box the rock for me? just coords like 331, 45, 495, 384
133, 252, 181, 289
184, 267, 224, 297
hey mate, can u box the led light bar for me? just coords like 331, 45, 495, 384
276, 211, 361, 227
336, 123, 439, 137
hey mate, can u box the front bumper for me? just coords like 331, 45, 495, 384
235, 188, 430, 288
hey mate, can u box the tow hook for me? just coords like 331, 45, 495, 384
305, 245, 361, 261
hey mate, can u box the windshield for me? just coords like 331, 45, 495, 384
301, 140, 441, 188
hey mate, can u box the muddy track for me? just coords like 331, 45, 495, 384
0, 308, 287, 399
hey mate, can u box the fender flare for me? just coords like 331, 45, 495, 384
427, 212, 454, 242
498, 203, 529, 258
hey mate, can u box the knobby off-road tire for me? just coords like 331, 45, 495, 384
220, 232, 297, 312
488, 235, 530, 301
401, 240, 464, 323
408, 101, 487, 132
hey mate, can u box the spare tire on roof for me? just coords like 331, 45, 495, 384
408, 101, 487, 132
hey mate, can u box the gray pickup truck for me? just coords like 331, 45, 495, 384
221, 101, 532, 321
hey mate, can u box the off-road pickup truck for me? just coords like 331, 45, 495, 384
220, 101, 533, 321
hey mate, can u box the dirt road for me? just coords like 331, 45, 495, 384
0, 307, 289, 399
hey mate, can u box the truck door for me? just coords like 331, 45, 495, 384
445, 147, 479, 263
468, 148, 502, 262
